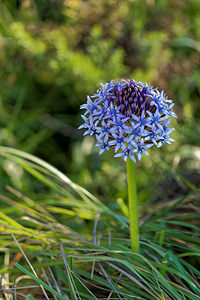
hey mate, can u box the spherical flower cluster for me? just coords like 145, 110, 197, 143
79, 79, 176, 162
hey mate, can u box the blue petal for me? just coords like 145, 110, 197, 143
130, 155, 136, 163
114, 152, 124, 158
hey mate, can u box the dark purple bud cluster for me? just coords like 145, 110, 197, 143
108, 80, 151, 118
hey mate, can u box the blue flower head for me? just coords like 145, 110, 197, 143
79, 79, 176, 162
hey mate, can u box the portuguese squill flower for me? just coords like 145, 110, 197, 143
79, 79, 176, 162
79, 79, 176, 254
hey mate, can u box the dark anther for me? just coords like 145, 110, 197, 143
116, 98, 120, 106
139, 96, 144, 106
140, 104, 145, 112
126, 109, 132, 117
120, 104, 125, 114
124, 100, 129, 109
129, 97, 133, 103
113, 86, 118, 95
119, 96, 123, 104
108, 95, 112, 103
146, 99, 151, 109
131, 103, 136, 112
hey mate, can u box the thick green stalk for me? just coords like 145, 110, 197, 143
126, 158, 140, 253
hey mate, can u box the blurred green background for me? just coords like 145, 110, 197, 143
0, 0, 200, 206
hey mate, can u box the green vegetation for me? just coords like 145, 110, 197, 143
0, 0, 200, 299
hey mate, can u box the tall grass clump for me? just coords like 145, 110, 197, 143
0, 146, 199, 299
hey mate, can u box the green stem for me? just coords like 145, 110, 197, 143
126, 158, 140, 253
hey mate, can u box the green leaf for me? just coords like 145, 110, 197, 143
26, 295, 35, 300
15, 263, 67, 300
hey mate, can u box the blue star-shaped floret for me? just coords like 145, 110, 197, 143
108, 116, 130, 133
157, 133, 175, 148
131, 110, 151, 132
126, 121, 141, 143
95, 135, 111, 155
146, 109, 168, 127
78, 115, 101, 136
109, 132, 127, 153
80, 96, 101, 116
132, 137, 154, 160
143, 125, 162, 145
98, 120, 111, 140
114, 143, 136, 162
